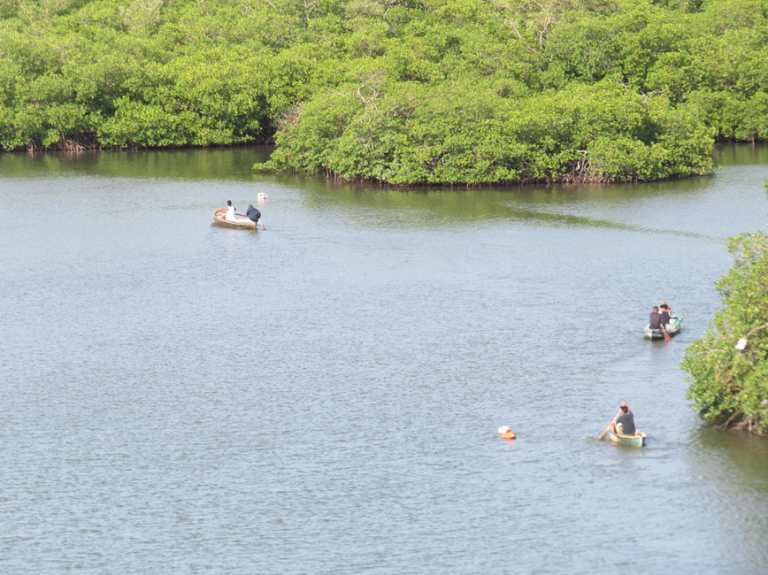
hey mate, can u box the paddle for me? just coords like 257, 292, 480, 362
662, 327, 672, 342
599, 409, 622, 440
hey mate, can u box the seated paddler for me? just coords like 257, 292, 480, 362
659, 303, 673, 330
649, 306, 663, 331
246, 203, 260, 223
246, 203, 266, 230
610, 403, 636, 436
225, 199, 236, 221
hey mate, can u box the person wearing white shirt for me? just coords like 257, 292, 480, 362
225, 200, 236, 221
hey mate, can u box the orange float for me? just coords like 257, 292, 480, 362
497, 426, 516, 440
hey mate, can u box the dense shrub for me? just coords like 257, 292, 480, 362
1, 0, 767, 182
682, 184, 768, 434
261, 80, 714, 183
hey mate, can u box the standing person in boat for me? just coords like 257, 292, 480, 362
649, 306, 664, 331
246, 204, 266, 230
610, 403, 636, 436
225, 200, 237, 222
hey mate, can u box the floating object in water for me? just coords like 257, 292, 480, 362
257, 193, 267, 199
497, 426, 516, 440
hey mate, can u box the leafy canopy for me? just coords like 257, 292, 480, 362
1, 0, 767, 182
682, 183, 768, 434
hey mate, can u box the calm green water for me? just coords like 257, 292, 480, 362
1, 145, 767, 574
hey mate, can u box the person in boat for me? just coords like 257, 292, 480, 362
225, 200, 236, 221
246, 204, 265, 230
610, 403, 636, 436
649, 306, 664, 331
659, 302, 673, 330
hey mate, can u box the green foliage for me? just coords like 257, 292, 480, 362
1, 0, 767, 181
260, 79, 713, 184
682, 183, 768, 434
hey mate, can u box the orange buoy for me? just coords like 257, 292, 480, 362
497, 426, 516, 440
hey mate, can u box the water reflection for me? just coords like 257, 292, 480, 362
291, 185, 724, 239
688, 430, 768, 571
0, 141, 763, 183
0, 146, 274, 180
691, 430, 768, 491
714, 142, 768, 166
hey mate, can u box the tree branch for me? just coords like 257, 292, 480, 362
509, 20, 538, 53
715, 408, 743, 430
745, 322, 768, 339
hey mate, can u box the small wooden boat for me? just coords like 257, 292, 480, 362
644, 316, 683, 339
213, 208, 257, 230
608, 429, 647, 447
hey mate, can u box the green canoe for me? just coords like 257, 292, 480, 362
608, 429, 647, 447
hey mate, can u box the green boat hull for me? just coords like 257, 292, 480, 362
644, 316, 683, 340
608, 430, 647, 447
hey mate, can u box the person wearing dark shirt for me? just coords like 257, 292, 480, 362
649, 306, 663, 330
659, 304, 670, 324
659, 301, 674, 330
611, 403, 636, 436
246, 204, 266, 230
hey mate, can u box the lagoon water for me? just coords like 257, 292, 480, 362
1, 145, 768, 574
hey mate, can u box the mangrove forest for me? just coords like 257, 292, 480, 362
1, 0, 768, 184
